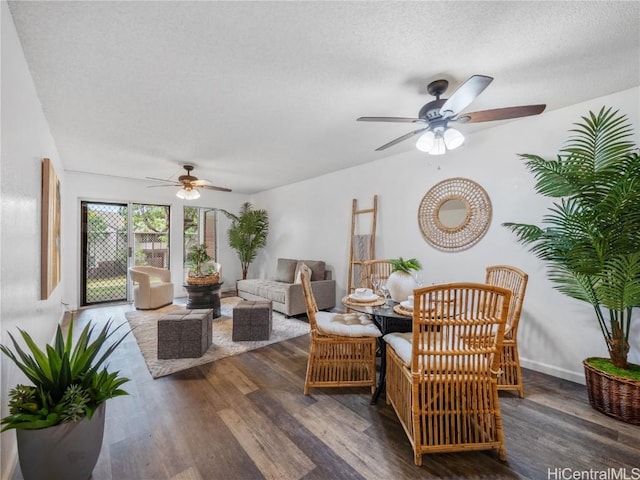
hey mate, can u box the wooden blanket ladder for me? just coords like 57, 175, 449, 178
347, 195, 378, 294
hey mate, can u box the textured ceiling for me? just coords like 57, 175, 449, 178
8, 1, 640, 194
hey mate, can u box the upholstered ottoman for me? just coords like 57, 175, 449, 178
232, 300, 272, 341
157, 309, 212, 359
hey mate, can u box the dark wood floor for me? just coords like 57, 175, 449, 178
12, 303, 640, 479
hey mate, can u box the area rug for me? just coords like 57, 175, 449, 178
124, 297, 310, 378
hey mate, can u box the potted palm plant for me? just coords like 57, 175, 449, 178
387, 257, 423, 302
220, 202, 269, 280
503, 107, 640, 424
1, 317, 129, 479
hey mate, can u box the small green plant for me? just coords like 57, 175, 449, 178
0, 316, 129, 431
389, 257, 422, 274
186, 243, 212, 277
204, 263, 219, 276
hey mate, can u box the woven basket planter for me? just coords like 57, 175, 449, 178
583, 358, 640, 425
186, 273, 220, 285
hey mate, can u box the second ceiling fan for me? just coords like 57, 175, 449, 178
147, 164, 231, 200
357, 75, 546, 154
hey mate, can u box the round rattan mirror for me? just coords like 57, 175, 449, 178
418, 177, 492, 251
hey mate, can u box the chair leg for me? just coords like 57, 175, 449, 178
512, 343, 524, 398
516, 370, 524, 398
369, 347, 377, 394
499, 342, 525, 398
304, 342, 315, 396
498, 446, 507, 461
411, 382, 423, 466
493, 384, 507, 462
303, 358, 313, 395
504, 342, 525, 398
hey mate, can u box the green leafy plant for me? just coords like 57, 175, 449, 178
503, 107, 640, 369
186, 243, 213, 277
389, 257, 422, 274
219, 202, 269, 280
0, 316, 129, 431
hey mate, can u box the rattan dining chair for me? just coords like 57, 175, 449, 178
485, 265, 529, 397
384, 282, 511, 466
362, 259, 394, 292
300, 272, 381, 395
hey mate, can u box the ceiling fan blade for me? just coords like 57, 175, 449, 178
191, 179, 214, 187
456, 104, 546, 123
147, 184, 179, 188
192, 179, 231, 189
439, 75, 493, 118
357, 116, 425, 123
146, 176, 177, 184
199, 185, 232, 193
374, 127, 430, 151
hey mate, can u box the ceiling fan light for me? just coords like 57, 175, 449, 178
443, 127, 464, 150
176, 188, 200, 200
429, 133, 446, 155
186, 189, 200, 200
416, 131, 435, 152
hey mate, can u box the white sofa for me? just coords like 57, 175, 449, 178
129, 266, 174, 310
236, 258, 336, 316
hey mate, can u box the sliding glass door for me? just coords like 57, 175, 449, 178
80, 201, 170, 306
81, 202, 128, 305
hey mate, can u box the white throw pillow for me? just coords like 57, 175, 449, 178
384, 331, 485, 370
315, 311, 381, 337
294, 263, 312, 284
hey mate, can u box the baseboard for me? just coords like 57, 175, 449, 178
521, 358, 586, 385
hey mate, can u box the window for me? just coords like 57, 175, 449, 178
184, 207, 217, 266
132, 204, 170, 268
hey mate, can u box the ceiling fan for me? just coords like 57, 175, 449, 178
357, 75, 546, 155
146, 164, 232, 199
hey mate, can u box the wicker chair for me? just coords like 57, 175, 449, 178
300, 272, 381, 395
362, 259, 394, 291
384, 282, 511, 466
485, 265, 529, 397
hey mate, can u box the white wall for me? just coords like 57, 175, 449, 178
62, 172, 248, 307
0, 2, 66, 476
253, 87, 640, 384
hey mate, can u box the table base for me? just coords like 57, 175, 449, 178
183, 282, 223, 317
371, 314, 412, 404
